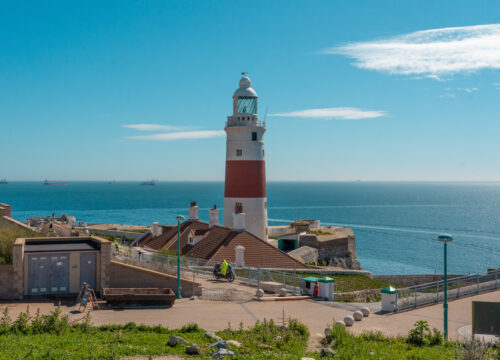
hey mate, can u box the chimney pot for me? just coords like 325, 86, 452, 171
209, 206, 219, 228
232, 207, 246, 232
188, 201, 199, 220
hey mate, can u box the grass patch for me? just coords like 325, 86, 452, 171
0, 307, 310, 359
314, 322, 461, 360
298, 273, 400, 293
1, 308, 496, 360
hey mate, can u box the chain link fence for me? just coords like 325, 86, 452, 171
395, 269, 500, 311
112, 245, 302, 297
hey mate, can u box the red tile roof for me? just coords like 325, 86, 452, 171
138, 221, 309, 269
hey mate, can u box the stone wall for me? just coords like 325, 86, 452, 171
11, 239, 24, 298
97, 238, 111, 291
373, 274, 465, 287
0, 265, 15, 299
299, 233, 360, 270
109, 261, 202, 298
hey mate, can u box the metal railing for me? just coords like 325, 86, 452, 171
395, 269, 500, 312
112, 246, 302, 294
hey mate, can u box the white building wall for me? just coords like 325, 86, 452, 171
223, 197, 267, 240
225, 126, 265, 161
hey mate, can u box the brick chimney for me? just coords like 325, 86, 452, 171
209, 204, 219, 228
188, 201, 199, 221
232, 203, 246, 232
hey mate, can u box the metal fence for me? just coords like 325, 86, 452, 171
395, 269, 500, 312
112, 246, 302, 295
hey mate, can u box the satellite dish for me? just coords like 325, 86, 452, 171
241, 72, 248, 76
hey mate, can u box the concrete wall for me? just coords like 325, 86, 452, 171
109, 261, 201, 298
0, 203, 12, 218
373, 274, 465, 287
268, 226, 291, 238
0, 265, 15, 299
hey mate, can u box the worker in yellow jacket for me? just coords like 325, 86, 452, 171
220, 260, 229, 276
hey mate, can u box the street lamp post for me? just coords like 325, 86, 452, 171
175, 215, 185, 299
438, 234, 453, 340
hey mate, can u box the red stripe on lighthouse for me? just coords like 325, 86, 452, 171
224, 160, 266, 198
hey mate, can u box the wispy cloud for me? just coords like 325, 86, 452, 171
459, 87, 479, 93
494, 83, 500, 90
270, 107, 387, 120
439, 87, 479, 98
125, 130, 225, 141
122, 124, 189, 131
324, 24, 500, 78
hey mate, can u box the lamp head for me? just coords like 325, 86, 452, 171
438, 234, 453, 243
175, 215, 185, 222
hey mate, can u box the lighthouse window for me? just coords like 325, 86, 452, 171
236, 149, 243, 156
252, 132, 257, 141
237, 97, 257, 114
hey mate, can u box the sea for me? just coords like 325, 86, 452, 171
1, 181, 499, 276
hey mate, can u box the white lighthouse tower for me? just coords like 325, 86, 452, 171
223, 75, 268, 240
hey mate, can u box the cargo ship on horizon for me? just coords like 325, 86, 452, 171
0, 179, 7, 184
44, 179, 68, 186
140, 180, 156, 186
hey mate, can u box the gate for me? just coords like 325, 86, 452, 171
28, 253, 69, 295
80, 252, 97, 290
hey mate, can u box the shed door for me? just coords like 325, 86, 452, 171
80, 252, 97, 290
28, 255, 50, 295
50, 254, 69, 293
28, 254, 69, 295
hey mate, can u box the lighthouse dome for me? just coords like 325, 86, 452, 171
233, 76, 258, 98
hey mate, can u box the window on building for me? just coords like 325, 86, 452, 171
252, 132, 257, 141
188, 235, 194, 245
237, 97, 257, 114
264, 201, 267, 209
236, 149, 243, 156
262, 149, 265, 157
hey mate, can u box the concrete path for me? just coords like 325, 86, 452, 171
1, 290, 498, 348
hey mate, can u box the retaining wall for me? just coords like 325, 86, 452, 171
109, 261, 201, 298
373, 274, 465, 287
0, 203, 12, 218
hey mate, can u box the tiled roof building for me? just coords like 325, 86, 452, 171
137, 219, 308, 270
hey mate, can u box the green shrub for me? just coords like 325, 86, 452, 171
360, 330, 386, 342
40, 306, 69, 334
427, 328, 443, 346
406, 320, 443, 347
407, 320, 430, 346
0, 307, 11, 334
180, 322, 201, 333
12, 306, 31, 334
31, 309, 44, 334
288, 318, 309, 338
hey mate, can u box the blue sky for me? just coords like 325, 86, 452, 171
1, 1, 499, 181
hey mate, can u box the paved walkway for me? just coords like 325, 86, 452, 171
1, 290, 498, 348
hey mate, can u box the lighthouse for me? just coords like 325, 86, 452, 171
223, 75, 268, 240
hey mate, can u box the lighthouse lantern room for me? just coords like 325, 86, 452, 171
223, 75, 268, 240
